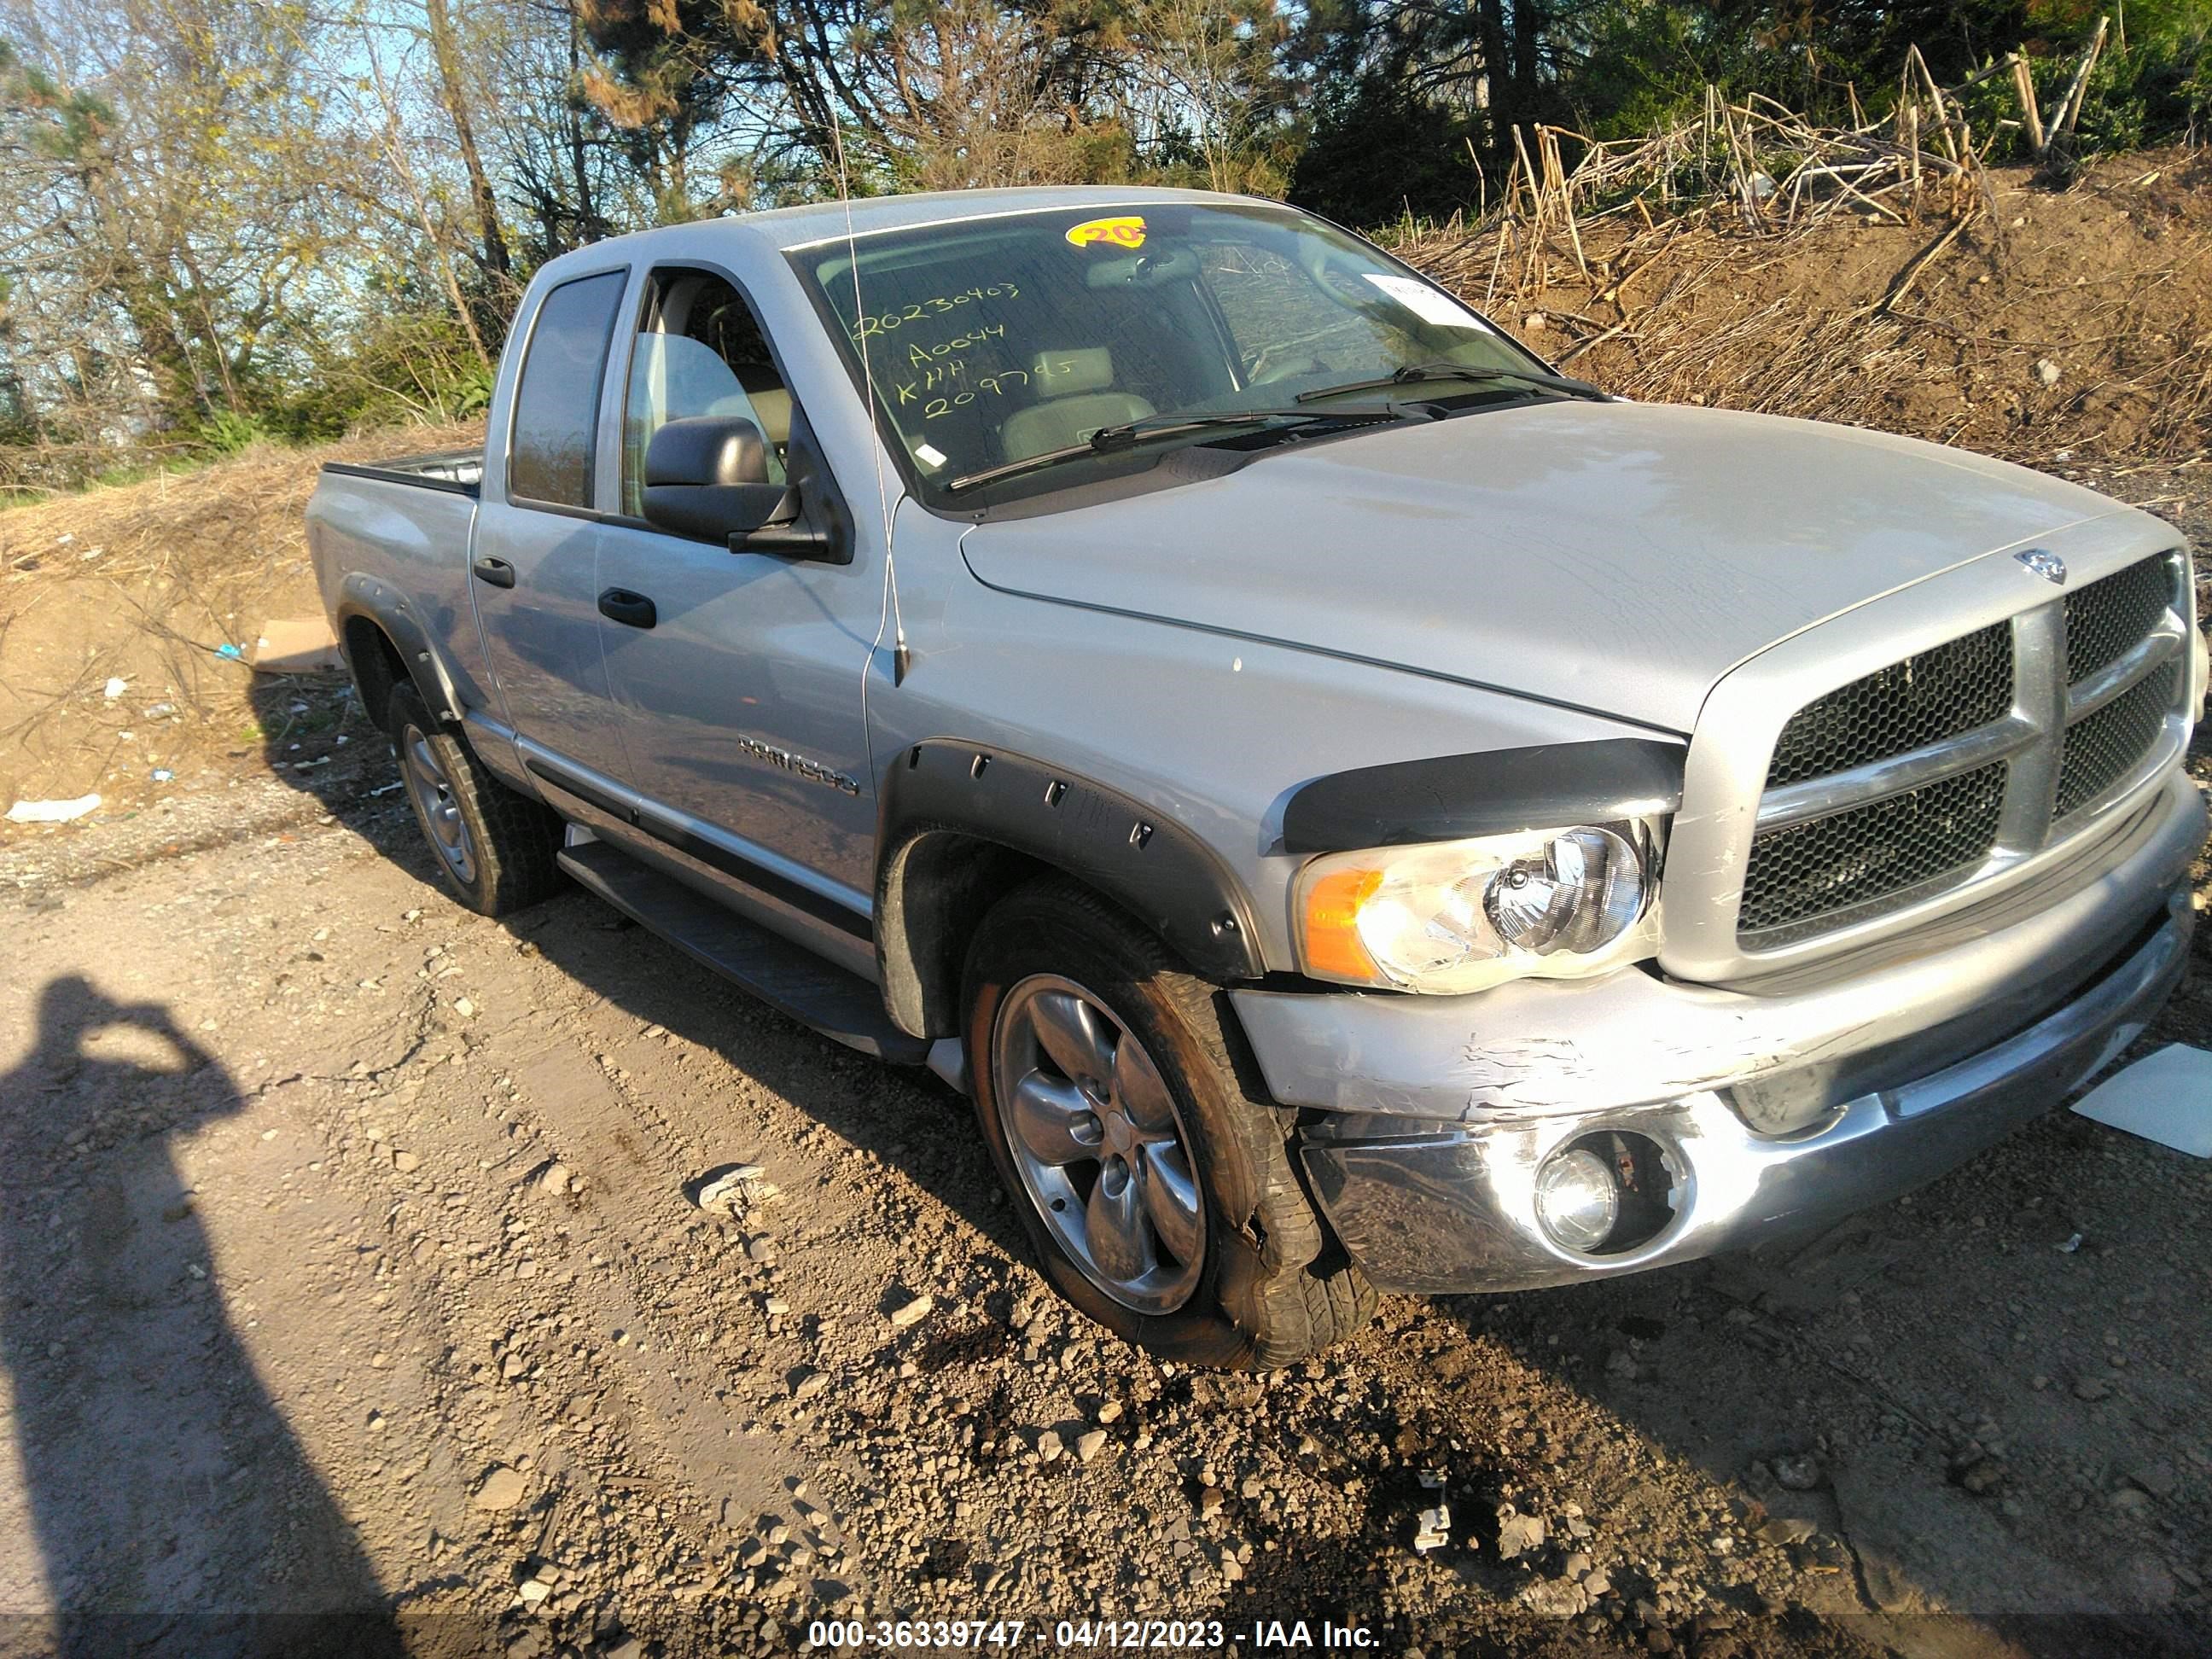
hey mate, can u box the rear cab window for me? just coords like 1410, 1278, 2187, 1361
507, 270, 628, 509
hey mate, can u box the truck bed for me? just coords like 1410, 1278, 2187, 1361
320, 448, 483, 496
306, 450, 492, 714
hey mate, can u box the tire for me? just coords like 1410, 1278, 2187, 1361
963, 877, 1376, 1369
382, 680, 563, 917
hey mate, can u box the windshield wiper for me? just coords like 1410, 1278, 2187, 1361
943, 404, 1423, 495
1293, 361, 1607, 404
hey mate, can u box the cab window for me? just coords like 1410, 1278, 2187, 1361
508, 270, 626, 508
620, 269, 790, 518
793, 202, 1531, 504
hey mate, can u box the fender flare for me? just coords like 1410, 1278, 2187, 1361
875, 741, 1266, 1038
333, 572, 466, 726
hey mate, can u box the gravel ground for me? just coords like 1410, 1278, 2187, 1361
0, 464, 2208, 1659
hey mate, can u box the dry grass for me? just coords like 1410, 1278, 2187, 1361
1394, 109, 2212, 468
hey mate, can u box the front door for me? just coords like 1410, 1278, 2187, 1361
469, 266, 634, 786
593, 265, 882, 899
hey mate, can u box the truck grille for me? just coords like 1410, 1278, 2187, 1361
1738, 551, 2187, 948
1765, 625, 2013, 788
2056, 661, 2182, 818
1741, 761, 2010, 936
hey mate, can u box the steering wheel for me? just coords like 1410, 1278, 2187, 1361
1248, 351, 1329, 387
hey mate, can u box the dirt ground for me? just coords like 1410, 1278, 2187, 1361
0, 457, 2204, 1659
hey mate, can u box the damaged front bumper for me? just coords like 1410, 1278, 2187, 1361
1233, 769, 2205, 1294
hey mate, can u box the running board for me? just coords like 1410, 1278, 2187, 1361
557, 841, 928, 1063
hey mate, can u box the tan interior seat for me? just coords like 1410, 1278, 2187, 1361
999, 347, 1154, 461
735, 367, 792, 448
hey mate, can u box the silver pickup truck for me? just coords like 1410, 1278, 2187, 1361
308, 185, 2207, 1368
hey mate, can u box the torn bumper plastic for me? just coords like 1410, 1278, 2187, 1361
1233, 768, 2204, 1293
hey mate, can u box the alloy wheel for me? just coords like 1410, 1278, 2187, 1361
400, 724, 477, 884
990, 974, 1206, 1314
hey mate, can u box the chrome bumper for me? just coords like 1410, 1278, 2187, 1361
1234, 769, 2203, 1293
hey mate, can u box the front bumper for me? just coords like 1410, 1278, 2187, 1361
1233, 768, 2205, 1293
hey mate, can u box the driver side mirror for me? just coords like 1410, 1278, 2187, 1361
641, 416, 788, 544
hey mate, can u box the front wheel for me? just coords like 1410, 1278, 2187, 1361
964, 879, 1375, 1368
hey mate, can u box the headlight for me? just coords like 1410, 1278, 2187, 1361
1296, 824, 1656, 994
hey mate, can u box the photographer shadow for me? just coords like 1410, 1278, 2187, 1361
0, 976, 400, 1657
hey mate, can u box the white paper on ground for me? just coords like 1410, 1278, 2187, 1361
5, 794, 101, 824
2069, 1042, 2212, 1156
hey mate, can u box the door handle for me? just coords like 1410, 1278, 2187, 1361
597, 587, 657, 629
471, 556, 516, 589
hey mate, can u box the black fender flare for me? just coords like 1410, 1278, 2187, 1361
875, 741, 1266, 1038
333, 572, 466, 726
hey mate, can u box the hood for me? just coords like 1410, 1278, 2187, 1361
958, 402, 2127, 733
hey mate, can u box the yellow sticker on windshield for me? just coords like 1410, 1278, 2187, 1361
1065, 215, 1146, 251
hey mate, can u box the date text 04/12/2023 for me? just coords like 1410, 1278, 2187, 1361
803, 1618, 1382, 1650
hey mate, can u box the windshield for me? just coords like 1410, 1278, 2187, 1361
789, 201, 1548, 504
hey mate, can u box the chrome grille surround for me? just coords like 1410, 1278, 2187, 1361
1659, 536, 2196, 985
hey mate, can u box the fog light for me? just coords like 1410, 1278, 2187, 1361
1534, 1146, 1621, 1253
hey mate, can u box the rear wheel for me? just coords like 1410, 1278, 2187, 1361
383, 680, 562, 917
964, 878, 1375, 1368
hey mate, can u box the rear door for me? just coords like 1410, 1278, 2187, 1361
592, 263, 882, 897
469, 266, 635, 785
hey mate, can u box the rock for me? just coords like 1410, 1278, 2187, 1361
392, 1150, 421, 1173
888, 1294, 934, 1330
1755, 1516, 1816, 1545
698, 1164, 773, 1214
1197, 1484, 1225, 1518
472, 1465, 528, 1510
1518, 1577, 1588, 1618
517, 1579, 551, 1604
1495, 1507, 1546, 1559
540, 1163, 572, 1196
1239, 1476, 1263, 1499
1772, 1452, 1822, 1492
2126, 1463, 2178, 1499
1075, 1430, 1109, 1464
1037, 1430, 1064, 1463
599, 1640, 644, 1659
1605, 1349, 1640, 1380
746, 1237, 777, 1264
1956, 1457, 2005, 1496
1563, 1551, 1592, 1579
791, 1370, 830, 1402
1583, 1569, 1613, 1598
1097, 1401, 1122, 1424
2109, 1487, 2154, 1516
2033, 358, 2061, 388
2073, 1377, 2111, 1401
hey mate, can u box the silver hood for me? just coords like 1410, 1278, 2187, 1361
958, 401, 2137, 733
